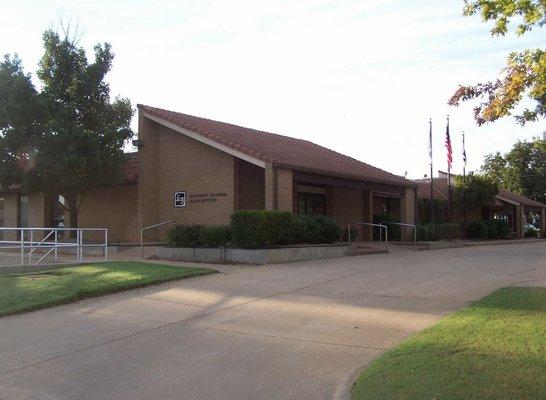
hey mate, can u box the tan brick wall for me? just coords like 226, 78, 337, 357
137, 112, 160, 230
401, 187, 417, 241
276, 168, 293, 213
137, 119, 236, 241
2, 194, 18, 240
264, 163, 275, 210
78, 185, 139, 243
236, 159, 265, 210
331, 186, 364, 230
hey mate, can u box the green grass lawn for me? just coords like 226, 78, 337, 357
352, 287, 546, 400
0, 261, 216, 317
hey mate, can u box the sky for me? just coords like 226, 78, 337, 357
0, 0, 544, 179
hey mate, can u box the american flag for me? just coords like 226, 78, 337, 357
445, 118, 452, 169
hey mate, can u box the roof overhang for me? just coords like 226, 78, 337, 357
496, 195, 520, 206
142, 111, 266, 168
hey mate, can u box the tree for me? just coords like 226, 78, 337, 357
448, 0, 545, 125
453, 174, 499, 212
481, 137, 546, 203
0, 29, 133, 229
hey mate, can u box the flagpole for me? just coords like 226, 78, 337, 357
462, 131, 466, 179
447, 115, 452, 223
462, 130, 467, 238
429, 118, 434, 223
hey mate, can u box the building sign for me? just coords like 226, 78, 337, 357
174, 191, 186, 208
189, 192, 228, 204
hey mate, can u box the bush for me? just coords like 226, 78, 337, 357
342, 226, 359, 242
493, 219, 510, 239
374, 212, 401, 241
467, 220, 489, 239
524, 226, 540, 238
199, 225, 231, 247
483, 220, 498, 239
293, 214, 322, 244
231, 211, 342, 248
316, 216, 342, 243
417, 223, 439, 241
231, 210, 294, 248
167, 224, 203, 247
438, 223, 461, 240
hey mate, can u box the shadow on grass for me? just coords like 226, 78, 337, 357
0, 261, 216, 317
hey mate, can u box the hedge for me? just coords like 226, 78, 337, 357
374, 212, 401, 241
467, 219, 510, 240
167, 224, 203, 247
416, 223, 461, 241
438, 223, 461, 240
417, 223, 440, 241
231, 210, 341, 248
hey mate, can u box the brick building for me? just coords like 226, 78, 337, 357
0, 105, 418, 243
415, 171, 546, 238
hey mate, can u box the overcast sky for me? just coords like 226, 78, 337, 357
1, 0, 544, 179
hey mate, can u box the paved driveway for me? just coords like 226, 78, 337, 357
1, 242, 545, 400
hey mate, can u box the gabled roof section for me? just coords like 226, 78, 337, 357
138, 104, 416, 187
498, 189, 545, 208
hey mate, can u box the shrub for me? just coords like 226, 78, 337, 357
316, 216, 342, 243
167, 224, 203, 247
467, 220, 489, 239
293, 214, 322, 244
231, 211, 342, 248
493, 219, 510, 239
199, 225, 231, 247
342, 226, 359, 242
438, 223, 461, 240
417, 223, 439, 241
374, 212, 401, 241
231, 210, 294, 248
524, 226, 539, 238
484, 220, 498, 239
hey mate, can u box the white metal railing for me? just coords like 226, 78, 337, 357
381, 221, 417, 248
348, 222, 389, 250
0, 227, 108, 266
140, 219, 175, 259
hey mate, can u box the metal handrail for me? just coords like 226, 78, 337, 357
381, 221, 417, 248
0, 227, 108, 266
140, 219, 176, 259
348, 222, 389, 250
28, 229, 55, 256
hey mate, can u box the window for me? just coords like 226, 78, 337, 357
298, 193, 326, 216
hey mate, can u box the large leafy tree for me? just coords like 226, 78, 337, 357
0, 30, 133, 229
453, 174, 499, 211
481, 137, 546, 203
449, 0, 545, 125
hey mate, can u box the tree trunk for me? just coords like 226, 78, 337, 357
67, 195, 79, 239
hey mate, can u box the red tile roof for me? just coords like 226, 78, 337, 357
415, 179, 448, 200
138, 104, 416, 187
121, 152, 138, 184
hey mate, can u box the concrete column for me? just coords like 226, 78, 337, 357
264, 163, 275, 210
515, 205, 524, 238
